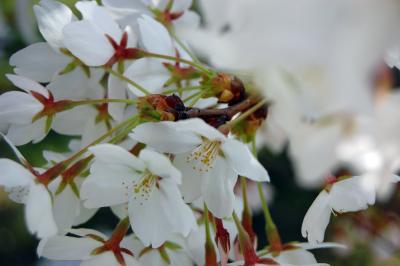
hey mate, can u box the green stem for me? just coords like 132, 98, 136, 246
71, 98, 136, 106
257, 182, 275, 231
241, 177, 250, 214
204, 204, 212, 244
232, 211, 243, 232
105, 67, 150, 95
63, 115, 139, 165
183, 90, 203, 103
251, 137, 282, 250
162, 86, 202, 95
109, 117, 141, 144
143, 51, 213, 76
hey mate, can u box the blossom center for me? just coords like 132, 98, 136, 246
186, 140, 221, 173
132, 171, 159, 203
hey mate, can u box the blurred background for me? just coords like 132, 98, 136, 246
0, 1, 400, 265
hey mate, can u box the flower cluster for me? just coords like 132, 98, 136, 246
1, 0, 400, 265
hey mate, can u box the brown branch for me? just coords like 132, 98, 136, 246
186, 96, 260, 119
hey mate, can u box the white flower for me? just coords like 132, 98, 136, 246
0, 73, 112, 146
130, 118, 269, 218
43, 149, 97, 232
124, 15, 175, 96
63, 1, 139, 66
0, 74, 51, 145
0, 156, 57, 238
34, 0, 76, 50
10, 0, 75, 82
301, 176, 380, 244
81, 144, 196, 247
9, 42, 70, 83
46, 68, 119, 145
38, 228, 141, 266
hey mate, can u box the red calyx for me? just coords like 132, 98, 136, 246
34, 162, 67, 186
92, 218, 133, 266
157, 10, 184, 27
30, 91, 72, 122
241, 210, 257, 247
215, 218, 231, 254
105, 32, 143, 67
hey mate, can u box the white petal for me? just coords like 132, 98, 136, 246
170, 0, 193, 13
81, 165, 136, 208
301, 191, 331, 244
67, 228, 107, 239
125, 25, 138, 48
138, 15, 174, 55
139, 149, 181, 184
174, 10, 200, 29
129, 187, 174, 247
103, 0, 147, 10
221, 138, 270, 182
111, 203, 129, 219
129, 179, 195, 247
49, 178, 81, 231
124, 58, 170, 96
9, 42, 70, 82
6, 74, 48, 96
73, 206, 98, 226
47, 68, 103, 100
80, 117, 109, 146
38, 236, 99, 260
52, 106, 96, 136
174, 153, 204, 202
0, 91, 42, 124
63, 20, 114, 66
0, 159, 33, 187
7, 118, 47, 145
123, 253, 141, 266
161, 180, 196, 236
276, 249, 317, 264
295, 242, 347, 250
25, 183, 58, 238
80, 251, 119, 266
329, 176, 375, 213
89, 144, 145, 171
34, 0, 75, 49
203, 156, 237, 218
129, 121, 201, 153
289, 123, 342, 187
172, 118, 226, 141
76, 1, 122, 41
108, 67, 127, 122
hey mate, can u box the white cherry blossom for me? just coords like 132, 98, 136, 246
130, 118, 269, 218
81, 144, 196, 247
10, 0, 75, 82
0, 74, 51, 145
0, 148, 57, 238
301, 175, 400, 244
63, 1, 139, 67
